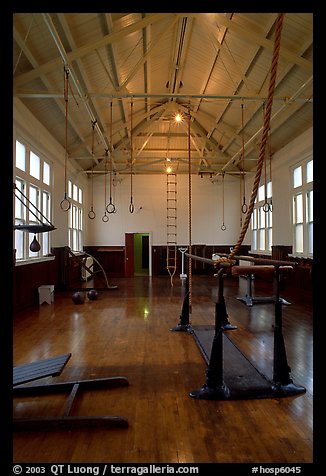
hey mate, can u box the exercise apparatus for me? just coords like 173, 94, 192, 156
13, 353, 129, 430
166, 171, 178, 286
183, 253, 306, 400
13, 182, 56, 252
67, 247, 118, 290
236, 264, 291, 307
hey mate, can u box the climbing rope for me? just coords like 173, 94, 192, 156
187, 107, 193, 313
226, 13, 284, 265
129, 99, 135, 213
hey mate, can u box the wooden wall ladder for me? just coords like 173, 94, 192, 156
166, 173, 177, 285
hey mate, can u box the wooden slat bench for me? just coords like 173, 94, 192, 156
13, 353, 129, 431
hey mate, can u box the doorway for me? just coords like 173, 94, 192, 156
125, 233, 151, 277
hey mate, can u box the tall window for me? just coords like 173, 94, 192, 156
292, 158, 313, 256
68, 180, 84, 252
14, 139, 53, 260
251, 181, 272, 253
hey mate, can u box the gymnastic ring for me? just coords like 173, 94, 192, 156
129, 203, 134, 213
221, 223, 226, 231
241, 203, 248, 214
102, 214, 109, 222
60, 194, 71, 212
106, 202, 116, 214
88, 208, 96, 219
263, 202, 271, 212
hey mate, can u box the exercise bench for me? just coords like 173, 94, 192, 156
13, 353, 129, 431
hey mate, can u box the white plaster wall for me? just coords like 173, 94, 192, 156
85, 172, 244, 246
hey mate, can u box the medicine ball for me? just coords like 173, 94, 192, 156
87, 289, 98, 301
72, 291, 85, 304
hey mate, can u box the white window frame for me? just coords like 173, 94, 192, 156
68, 179, 84, 252
291, 158, 313, 257
14, 139, 53, 261
251, 181, 273, 254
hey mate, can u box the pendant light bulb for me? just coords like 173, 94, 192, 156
30, 235, 41, 252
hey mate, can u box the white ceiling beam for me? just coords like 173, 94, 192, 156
14, 13, 174, 88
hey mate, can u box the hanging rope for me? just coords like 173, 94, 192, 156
129, 99, 135, 213
60, 67, 71, 212
268, 128, 273, 211
102, 149, 109, 222
106, 100, 116, 214
221, 172, 226, 231
240, 102, 248, 214
187, 106, 192, 313
88, 121, 96, 219
226, 13, 284, 263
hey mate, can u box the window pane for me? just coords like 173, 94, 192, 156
252, 230, 257, 250
79, 187, 83, 204
293, 166, 302, 188
268, 228, 272, 251
73, 184, 78, 201
15, 180, 25, 220
308, 223, 313, 254
307, 190, 313, 222
68, 180, 72, 198
252, 209, 257, 229
295, 194, 303, 223
267, 181, 272, 198
295, 224, 303, 253
43, 233, 49, 255
259, 206, 265, 228
259, 229, 265, 250
16, 141, 26, 171
15, 228, 24, 259
30, 152, 40, 180
306, 160, 313, 183
43, 161, 50, 185
258, 184, 264, 202
29, 185, 38, 221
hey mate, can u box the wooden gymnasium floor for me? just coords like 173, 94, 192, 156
12, 274, 313, 464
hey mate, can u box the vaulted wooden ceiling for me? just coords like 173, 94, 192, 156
13, 12, 313, 178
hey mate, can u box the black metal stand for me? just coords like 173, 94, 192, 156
237, 273, 291, 307
171, 257, 237, 332
190, 269, 230, 399
271, 268, 306, 397
171, 275, 191, 332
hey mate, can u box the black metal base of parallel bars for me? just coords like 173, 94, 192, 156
171, 275, 237, 332
237, 274, 291, 307
189, 268, 306, 400
13, 376, 129, 431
